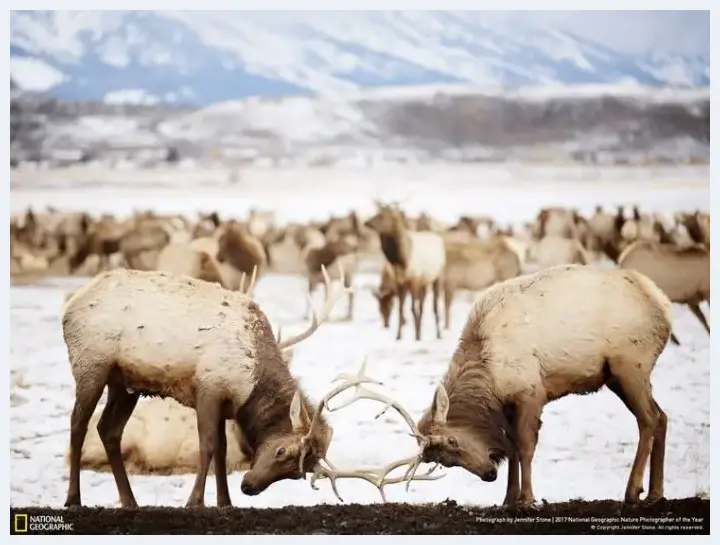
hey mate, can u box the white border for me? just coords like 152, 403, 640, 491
4, 3, 714, 541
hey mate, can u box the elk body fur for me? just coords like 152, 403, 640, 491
618, 240, 710, 339
365, 205, 446, 341
61, 266, 364, 508
156, 243, 227, 289
381, 264, 672, 507
534, 235, 589, 269
441, 237, 521, 330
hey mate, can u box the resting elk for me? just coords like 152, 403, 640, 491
61, 264, 437, 508
357, 264, 673, 506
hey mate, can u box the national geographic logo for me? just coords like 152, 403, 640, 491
11, 513, 74, 534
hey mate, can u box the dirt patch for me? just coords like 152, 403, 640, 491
10, 498, 709, 535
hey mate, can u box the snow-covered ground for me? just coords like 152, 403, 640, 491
9, 166, 711, 508
9, 164, 710, 226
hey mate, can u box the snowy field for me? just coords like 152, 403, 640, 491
9, 163, 711, 225
9, 164, 711, 508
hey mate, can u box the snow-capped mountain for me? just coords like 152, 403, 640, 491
10, 11, 710, 106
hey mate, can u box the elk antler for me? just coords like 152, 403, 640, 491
298, 358, 382, 474
277, 263, 353, 350
303, 358, 444, 502
239, 265, 259, 295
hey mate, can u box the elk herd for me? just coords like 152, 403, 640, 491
9, 198, 710, 509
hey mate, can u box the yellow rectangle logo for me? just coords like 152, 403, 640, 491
14, 514, 28, 533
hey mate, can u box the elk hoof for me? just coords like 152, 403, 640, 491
64, 498, 81, 509
645, 493, 665, 504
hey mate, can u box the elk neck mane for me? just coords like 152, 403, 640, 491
438, 334, 515, 455
378, 212, 411, 270
236, 301, 328, 450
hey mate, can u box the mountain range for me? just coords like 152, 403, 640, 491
10, 10, 711, 106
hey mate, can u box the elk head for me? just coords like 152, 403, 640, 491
413, 385, 513, 483
370, 286, 395, 329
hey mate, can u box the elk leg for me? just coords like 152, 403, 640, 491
515, 398, 544, 506
65, 372, 108, 508
669, 332, 681, 346
214, 419, 231, 507
343, 274, 354, 322
687, 302, 710, 335
413, 285, 427, 341
186, 394, 222, 507
605, 376, 659, 503
396, 284, 408, 341
647, 399, 668, 502
503, 406, 520, 506
97, 380, 140, 508
504, 452, 521, 506
443, 286, 453, 330
432, 278, 442, 339
305, 277, 316, 320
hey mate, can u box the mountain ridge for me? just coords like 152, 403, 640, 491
10, 10, 710, 106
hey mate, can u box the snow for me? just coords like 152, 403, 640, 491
8, 165, 711, 508
9, 164, 711, 225
9, 57, 67, 92
104, 89, 161, 106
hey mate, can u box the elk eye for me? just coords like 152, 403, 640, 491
447, 436, 458, 448
276, 447, 286, 458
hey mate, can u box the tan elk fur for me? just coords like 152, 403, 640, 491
441, 237, 521, 330
534, 234, 589, 269
156, 243, 228, 288
618, 240, 710, 338
405, 264, 672, 507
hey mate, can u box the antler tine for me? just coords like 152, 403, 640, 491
239, 271, 247, 293
297, 358, 383, 472
277, 263, 354, 350
309, 457, 445, 503
244, 264, 258, 294
325, 383, 423, 438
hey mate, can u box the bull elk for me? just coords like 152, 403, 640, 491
364, 265, 673, 507
62, 264, 438, 508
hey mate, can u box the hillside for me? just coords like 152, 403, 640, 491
10, 83, 710, 167
10, 11, 710, 106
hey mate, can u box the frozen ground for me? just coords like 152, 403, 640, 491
9, 272, 711, 509
9, 166, 711, 508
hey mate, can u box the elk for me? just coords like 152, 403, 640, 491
364, 203, 446, 341
442, 237, 521, 330
618, 240, 710, 342
359, 264, 673, 507
371, 260, 399, 329
216, 220, 268, 291
62, 263, 439, 508
303, 236, 359, 321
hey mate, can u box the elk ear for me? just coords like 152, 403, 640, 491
431, 384, 450, 425
289, 390, 306, 431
